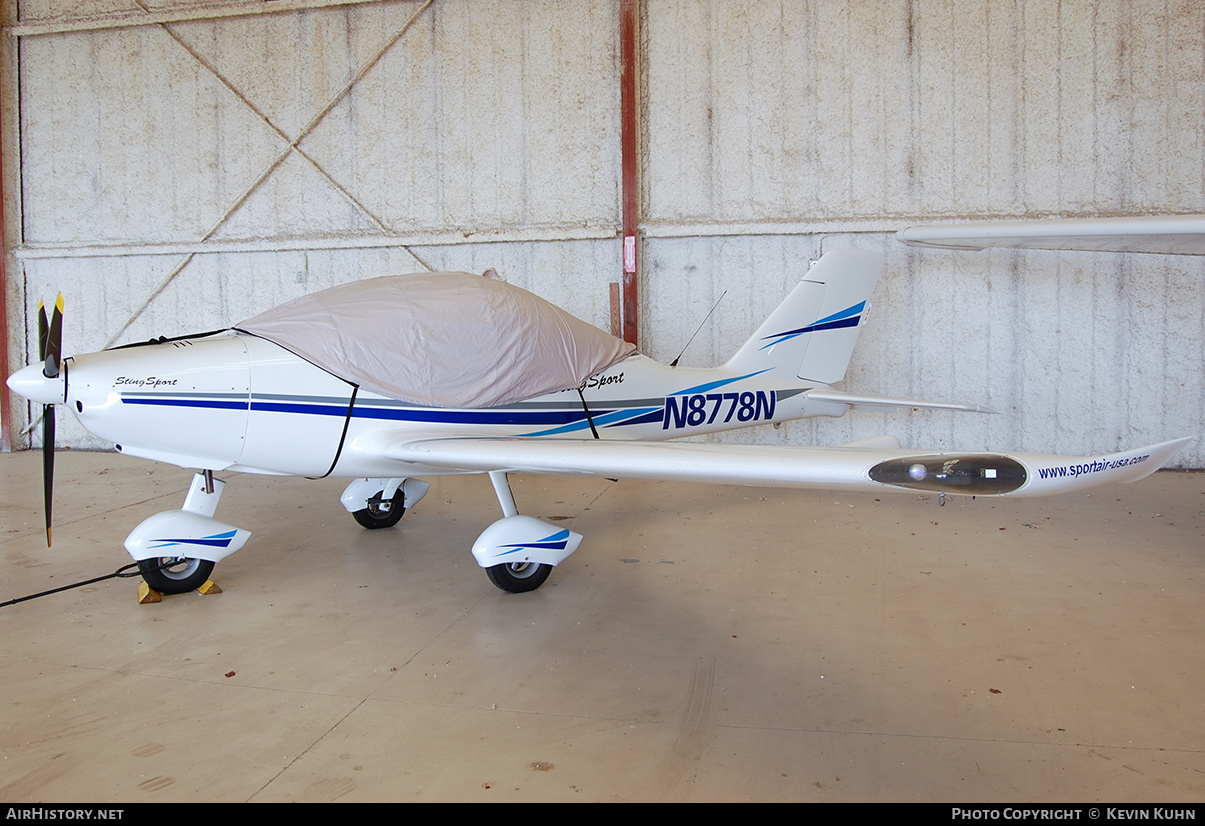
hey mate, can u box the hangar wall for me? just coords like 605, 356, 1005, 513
3, 0, 1203, 466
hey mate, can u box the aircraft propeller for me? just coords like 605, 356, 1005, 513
36, 295, 63, 547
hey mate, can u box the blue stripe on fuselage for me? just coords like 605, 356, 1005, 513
122, 393, 603, 428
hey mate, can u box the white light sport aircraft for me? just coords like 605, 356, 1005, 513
7, 250, 1189, 595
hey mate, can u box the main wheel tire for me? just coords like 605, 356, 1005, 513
138, 557, 216, 595
485, 562, 553, 593
352, 490, 405, 529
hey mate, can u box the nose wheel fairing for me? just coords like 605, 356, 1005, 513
123, 473, 250, 566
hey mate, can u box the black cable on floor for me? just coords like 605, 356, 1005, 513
1, 560, 163, 608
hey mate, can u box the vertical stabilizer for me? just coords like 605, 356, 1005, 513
724, 250, 884, 385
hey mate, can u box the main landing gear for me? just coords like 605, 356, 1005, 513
351, 490, 406, 529
340, 477, 429, 530
343, 472, 582, 593
468, 471, 582, 593
484, 559, 553, 593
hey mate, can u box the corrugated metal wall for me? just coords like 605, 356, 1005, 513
5, 0, 1203, 464
639, 0, 1204, 463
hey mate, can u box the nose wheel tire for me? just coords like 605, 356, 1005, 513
485, 562, 553, 593
352, 490, 406, 529
138, 557, 216, 595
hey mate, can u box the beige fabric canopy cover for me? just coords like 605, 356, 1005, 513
237, 271, 635, 408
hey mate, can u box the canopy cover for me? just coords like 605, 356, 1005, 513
237, 271, 636, 408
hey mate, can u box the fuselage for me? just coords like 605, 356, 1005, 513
39, 331, 848, 478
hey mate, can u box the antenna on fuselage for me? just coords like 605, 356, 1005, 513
669, 291, 727, 368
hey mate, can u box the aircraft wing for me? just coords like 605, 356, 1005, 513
896, 215, 1205, 256
383, 434, 1191, 499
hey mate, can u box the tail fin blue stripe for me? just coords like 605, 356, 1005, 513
759, 301, 865, 349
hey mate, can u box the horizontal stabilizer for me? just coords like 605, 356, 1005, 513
807, 390, 998, 414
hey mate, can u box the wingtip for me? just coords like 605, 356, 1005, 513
1153, 436, 1194, 465
1114, 436, 1194, 482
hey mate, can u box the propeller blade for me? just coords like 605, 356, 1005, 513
36, 294, 63, 547
43, 293, 63, 378
37, 300, 49, 363
42, 403, 54, 547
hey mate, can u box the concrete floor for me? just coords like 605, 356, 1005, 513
0, 449, 1202, 802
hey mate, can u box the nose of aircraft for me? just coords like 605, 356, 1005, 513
7, 362, 65, 405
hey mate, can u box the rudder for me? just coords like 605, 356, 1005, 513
724, 249, 885, 385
